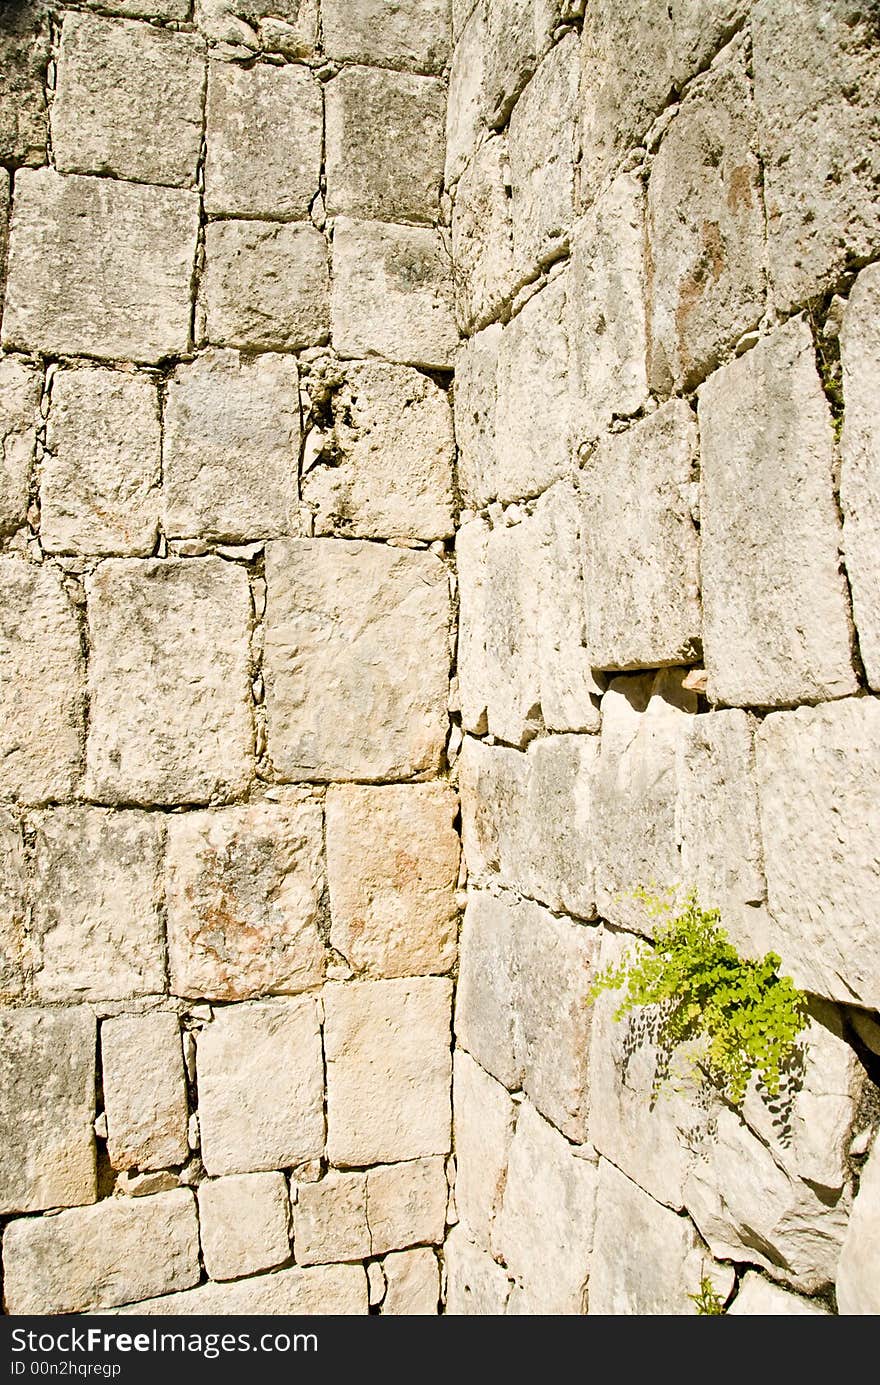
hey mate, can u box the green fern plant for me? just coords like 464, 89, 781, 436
690, 1277, 726, 1315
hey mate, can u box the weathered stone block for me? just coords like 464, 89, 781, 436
445, 2, 487, 186
444, 1225, 512, 1315
381, 1249, 439, 1315
0, 558, 84, 804
197, 997, 324, 1176
452, 1049, 516, 1245
52, 13, 204, 188
195, 1, 319, 56
451, 136, 516, 332
102, 1014, 188, 1172
205, 60, 321, 219
454, 325, 500, 507
198, 1172, 291, 1281
580, 401, 701, 670
482, 0, 558, 128
756, 698, 880, 1009
508, 33, 579, 278
331, 218, 457, 369
301, 362, 455, 541
326, 783, 459, 979
0, 1, 49, 166
840, 264, 880, 691
3, 169, 199, 363
293, 1170, 370, 1265
0, 169, 8, 312
0, 354, 40, 538
264, 539, 450, 781
2, 1189, 200, 1314
698, 318, 857, 707
836, 1134, 880, 1316
112, 1262, 368, 1314
87, 1, 190, 16
729, 1272, 829, 1316
201, 220, 329, 352
366, 1156, 448, 1255
85, 558, 252, 806
324, 977, 452, 1166
42, 368, 161, 557
0, 1007, 95, 1215
454, 891, 519, 1090
166, 797, 324, 1003
163, 349, 299, 543
322, 0, 451, 72
0, 812, 25, 999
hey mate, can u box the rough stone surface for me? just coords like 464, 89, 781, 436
453, 889, 518, 1090
481, 0, 558, 129
326, 784, 459, 979
508, 33, 579, 278
293, 1170, 370, 1265
2, 1190, 200, 1315
452, 136, 516, 333
455, 324, 500, 507
197, 998, 324, 1176
728, 1272, 830, 1316
264, 539, 450, 781
381, 1248, 439, 1314
0, 558, 84, 805
88, 1, 190, 16
301, 363, 455, 541
102, 1014, 188, 1172
580, 400, 701, 669
85, 559, 253, 807
324, 977, 452, 1166
201, 220, 329, 352
195, 1, 320, 56
42, 368, 161, 557
112, 1263, 368, 1315
331, 218, 457, 369
3, 169, 199, 363
166, 797, 324, 1002
756, 698, 880, 1009
0, 812, 25, 999
698, 317, 856, 708
322, 0, 450, 72
840, 263, 880, 690
452, 1049, 516, 1245
364, 1157, 448, 1256
52, 13, 204, 188
198, 1172, 291, 1281
0, 1007, 95, 1215
0, 354, 40, 538
445, 1, 487, 186
533, 481, 603, 731
836, 1135, 880, 1315
0, 1, 49, 165
444, 1226, 511, 1315
205, 60, 321, 218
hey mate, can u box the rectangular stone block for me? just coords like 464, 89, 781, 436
51, 13, 204, 189
0, 354, 40, 539
293, 1170, 370, 1265
454, 324, 500, 507
324, 977, 452, 1166
198, 1172, 291, 1281
381, 1248, 440, 1315
365, 1157, 448, 1256
452, 1049, 516, 1245
111, 1262, 368, 1314
0, 812, 25, 999
840, 264, 880, 691
837, 1135, 880, 1316
0, 1007, 95, 1215
264, 539, 450, 781
42, 368, 161, 557
322, 0, 451, 72
454, 890, 519, 1090
102, 1014, 188, 1173
508, 32, 579, 279
444, 1226, 512, 1315
3, 169, 199, 363
445, 2, 488, 186
326, 784, 459, 979
0, 558, 84, 805
0, 1, 49, 165
166, 797, 324, 1003
2, 1189, 200, 1314
201, 220, 329, 352
85, 558, 253, 806
331, 218, 457, 369
163, 349, 299, 543
482, 0, 558, 129
31, 808, 165, 1003
698, 318, 857, 707
451, 136, 517, 333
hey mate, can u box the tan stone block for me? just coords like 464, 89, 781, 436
454, 324, 500, 508
381, 1248, 439, 1314
293, 1171, 370, 1265
365, 1156, 448, 1256
322, 0, 451, 72
508, 33, 579, 278
444, 1226, 511, 1315
445, 2, 488, 186
836, 1135, 880, 1316
0, 2, 49, 166
201, 220, 329, 352
454, 890, 519, 1090
0, 811, 25, 999
198, 1172, 291, 1281
195, 1, 319, 56
451, 136, 516, 333
729, 1272, 830, 1317
0, 355, 40, 538
452, 1049, 516, 1245
482, 0, 558, 129
102, 1014, 189, 1171
110, 1262, 368, 1314
840, 264, 880, 691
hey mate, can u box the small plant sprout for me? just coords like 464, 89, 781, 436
690, 1277, 726, 1315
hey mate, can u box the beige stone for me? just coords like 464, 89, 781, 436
87, 1, 190, 18
445, 2, 487, 186
42, 368, 161, 557
0, 1, 49, 166
508, 33, 579, 278
195, 1, 319, 56
293, 1170, 370, 1265
201, 220, 329, 352
0, 558, 84, 804
264, 539, 450, 781
102, 1014, 188, 1172
85, 558, 253, 807
451, 136, 516, 333
302, 362, 455, 541
482, 0, 558, 128
452, 1049, 516, 1245
728, 1272, 830, 1316
324, 977, 452, 1166
197, 998, 324, 1176
52, 13, 204, 188
698, 317, 857, 708
322, 0, 450, 72
444, 1225, 511, 1315
2, 1189, 200, 1314
365, 1157, 448, 1256
836, 1135, 880, 1315
840, 264, 880, 691
455, 325, 500, 507
326, 784, 459, 979
0, 170, 9, 325
3, 169, 199, 363
198, 1172, 291, 1281
537, 487, 603, 731
381, 1248, 439, 1314
112, 1262, 368, 1314
331, 218, 457, 369
0, 812, 25, 999
0, 1007, 96, 1215
166, 798, 324, 1003
0, 354, 40, 537
454, 889, 519, 1089
205, 61, 321, 219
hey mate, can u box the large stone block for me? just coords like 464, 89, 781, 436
51, 13, 204, 188
0, 355, 39, 539
444, 1226, 512, 1315
836, 1135, 880, 1316
323, 977, 452, 1166
31, 808, 165, 1003
365, 1157, 448, 1256
728, 1272, 830, 1316
0, 1, 49, 165
198, 1172, 291, 1281
381, 1248, 439, 1315
112, 1263, 368, 1314
301, 362, 455, 541
533, 484, 603, 735
756, 698, 880, 1008
102, 1014, 188, 1171
482, 0, 559, 129
753, 0, 880, 312
326, 784, 459, 979
205, 60, 321, 219
0, 812, 25, 999
0, 558, 84, 804
322, 0, 451, 72
42, 368, 161, 557
453, 890, 519, 1089
331, 218, 457, 369
0, 1007, 95, 1215
452, 1048, 517, 1245
166, 797, 324, 1002
840, 264, 880, 690
264, 539, 450, 781
508, 33, 579, 279
454, 325, 500, 507
646, 39, 764, 392
3, 169, 199, 363
85, 558, 253, 806
197, 998, 324, 1176
445, 2, 487, 187
201, 220, 329, 353
698, 318, 857, 707
293, 1170, 370, 1265
2, 1189, 200, 1314
163, 349, 299, 543
580, 401, 701, 669
451, 136, 516, 333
